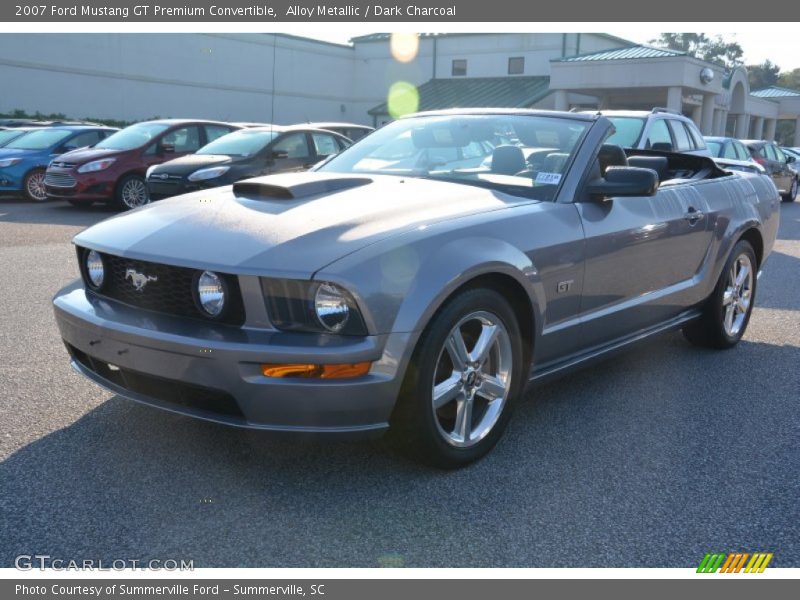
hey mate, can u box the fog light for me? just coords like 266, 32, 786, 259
197, 271, 226, 316
85, 250, 104, 289
261, 362, 371, 379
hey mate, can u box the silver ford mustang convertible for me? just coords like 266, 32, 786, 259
53, 109, 780, 467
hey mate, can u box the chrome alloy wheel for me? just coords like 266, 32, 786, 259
722, 253, 754, 337
26, 171, 47, 201
121, 178, 149, 208
431, 311, 513, 448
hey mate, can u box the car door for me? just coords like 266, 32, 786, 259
310, 132, 342, 164
266, 132, 315, 174
575, 157, 715, 347
772, 145, 794, 192
142, 125, 203, 171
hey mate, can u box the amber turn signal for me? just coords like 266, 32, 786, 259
261, 362, 371, 379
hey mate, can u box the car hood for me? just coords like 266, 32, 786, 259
0, 148, 40, 160
149, 154, 235, 176
74, 172, 531, 278
58, 146, 124, 164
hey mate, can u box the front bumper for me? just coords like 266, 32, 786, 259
45, 168, 115, 201
53, 281, 409, 437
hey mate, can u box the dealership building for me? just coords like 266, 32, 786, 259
3, 32, 800, 143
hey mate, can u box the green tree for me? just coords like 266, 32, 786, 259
777, 69, 800, 91
649, 33, 743, 68
747, 60, 780, 90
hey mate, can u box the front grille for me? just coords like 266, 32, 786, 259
67, 343, 245, 419
78, 248, 246, 327
50, 161, 77, 169
44, 171, 77, 188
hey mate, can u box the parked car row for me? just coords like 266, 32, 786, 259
0, 118, 374, 208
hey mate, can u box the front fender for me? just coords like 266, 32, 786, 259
316, 230, 544, 337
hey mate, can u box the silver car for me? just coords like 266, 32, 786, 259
53, 109, 780, 468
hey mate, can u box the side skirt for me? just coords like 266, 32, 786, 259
528, 308, 703, 386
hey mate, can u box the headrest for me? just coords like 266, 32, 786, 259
598, 144, 628, 174
491, 145, 526, 175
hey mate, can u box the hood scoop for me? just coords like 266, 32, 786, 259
233, 173, 373, 201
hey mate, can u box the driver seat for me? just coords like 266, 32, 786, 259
491, 145, 526, 175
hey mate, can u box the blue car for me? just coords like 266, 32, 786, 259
0, 125, 117, 201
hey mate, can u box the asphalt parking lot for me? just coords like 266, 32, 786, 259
0, 198, 798, 568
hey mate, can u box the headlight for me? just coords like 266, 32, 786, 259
77, 158, 116, 173
85, 250, 104, 289
262, 279, 367, 335
314, 283, 351, 332
188, 166, 230, 182
0, 158, 22, 168
196, 271, 226, 317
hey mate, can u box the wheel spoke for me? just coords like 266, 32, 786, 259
433, 374, 462, 409
722, 287, 735, 306
477, 374, 506, 402
735, 263, 750, 288
445, 328, 469, 371
469, 323, 499, 364
724, 304, 735, 333
453, 395, 474, 443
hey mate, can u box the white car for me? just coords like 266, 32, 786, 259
589, 108, 712, 156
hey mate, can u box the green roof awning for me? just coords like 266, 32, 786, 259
368, 76, 551, 116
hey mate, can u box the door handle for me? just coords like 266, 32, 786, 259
684, 206, 704, 225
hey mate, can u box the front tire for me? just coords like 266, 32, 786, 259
683, 240, 757, 349
22, 169, 48, 202
113, 174, 149, 210
388, 288, 526, 468
782, 178, 798, 202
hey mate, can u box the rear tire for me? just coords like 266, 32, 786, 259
782, 178, 797, 202
112, 174, 149, 210
387, 288, 526, 469
683, 240, 757, 349
22, 169, 48, 202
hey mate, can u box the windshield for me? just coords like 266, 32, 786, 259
319, 114, 591, 201
96, 123, 170, 151
605, 117, 646, 148
0, 129, 28, 147
197, 129, 279, 157
6, 129, 72, 150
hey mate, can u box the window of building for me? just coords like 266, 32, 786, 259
452, 59, 467, 77
508, 57, 524, 75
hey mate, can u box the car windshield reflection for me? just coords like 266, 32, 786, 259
319, 114, 591, 200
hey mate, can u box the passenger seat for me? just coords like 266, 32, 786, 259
598, 144, 628, 175
627, 155, 669, 184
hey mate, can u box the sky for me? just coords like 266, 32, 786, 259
305, 27, 800, 72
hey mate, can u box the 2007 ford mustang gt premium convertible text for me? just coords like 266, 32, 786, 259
53, 110, 780, 467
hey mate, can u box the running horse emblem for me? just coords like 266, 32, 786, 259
125, 268, 158, 292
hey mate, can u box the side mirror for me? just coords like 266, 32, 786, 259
585, 166, 658, 199
787, 155, 795, 164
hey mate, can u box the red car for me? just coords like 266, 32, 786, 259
45, 119, 240, 209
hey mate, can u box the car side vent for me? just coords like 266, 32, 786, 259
233, 174, 373, 200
